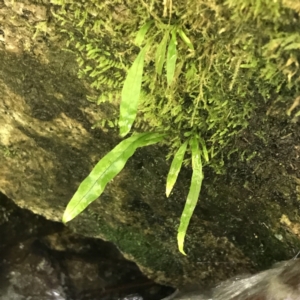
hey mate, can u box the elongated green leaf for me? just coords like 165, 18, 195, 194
177, 137, 203, 255
166, 28, 177, 86
177, 28, 194, 51
135, 21, 153, 46
155, 31, 169, 75
198, 137, 209, 162
119, 45, 148, 137
63, 132, 164, 223
166, 141, 188, 197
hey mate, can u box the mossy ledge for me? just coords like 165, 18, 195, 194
50, 0, 300, 172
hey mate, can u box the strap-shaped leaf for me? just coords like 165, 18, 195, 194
166, 28, 177, 86
119, 44, 148, 137
177, 136, 203, 255
135, 21, 153, 46
155, 31, 169, 75
178, 28, 194, 51
198, 136, 209, 162
63, 132, 164, 223
166, 141, 188, 197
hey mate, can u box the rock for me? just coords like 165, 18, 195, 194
0, 193, 173, 300
163, 259, 300, 300
1, 0, 300, 291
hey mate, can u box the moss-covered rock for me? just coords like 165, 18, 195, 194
51, 0, 300, 171
1, 0, 300, 291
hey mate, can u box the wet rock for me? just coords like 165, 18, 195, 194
0, 192, 63, 252
0, 193, 173, 299
0, 192, 68, 299
1, 240, 67, 300
163, 259, 300, 300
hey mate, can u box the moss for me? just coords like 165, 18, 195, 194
0, 145, 17, 158
48, 0, 300, 173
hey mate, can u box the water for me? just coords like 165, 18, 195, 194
163, 259, 300, 300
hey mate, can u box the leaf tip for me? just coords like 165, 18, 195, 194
166, 186, 171, 197
177, 232, 187, 255
178, 244, 187, 255
62, 211, 73, 224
